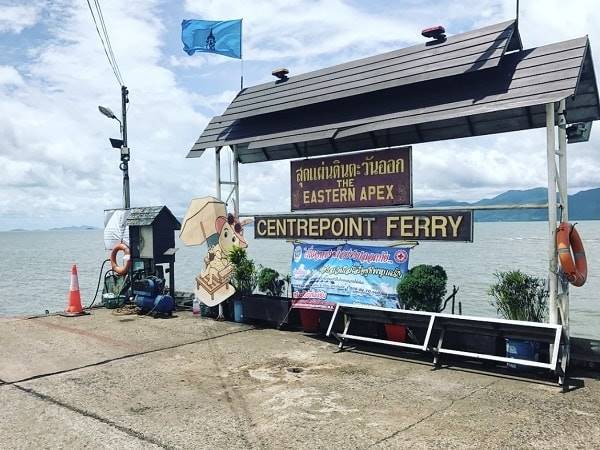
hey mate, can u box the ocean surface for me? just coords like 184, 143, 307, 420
0, 221, 598, 339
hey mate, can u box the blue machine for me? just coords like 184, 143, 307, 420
133, 276, 175, 316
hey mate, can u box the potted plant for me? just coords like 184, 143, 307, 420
237, 266, 295, 328
227, 247, 257, 323
394, 265, 448, 342
257, 267, 285, 297
488, 270, 548, 368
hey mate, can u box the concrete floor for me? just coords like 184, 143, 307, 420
1, 309, 599, 449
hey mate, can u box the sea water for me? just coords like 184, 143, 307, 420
0, 221, 598, 339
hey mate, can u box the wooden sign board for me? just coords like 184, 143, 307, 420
291, 146, 412, 210
254, 210, 473, 242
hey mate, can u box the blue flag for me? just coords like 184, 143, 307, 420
181, 19, 242, 59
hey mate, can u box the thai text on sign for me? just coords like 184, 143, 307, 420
291, 146, 412, 210
291, 243, 410, 311
254, 210, 473, 242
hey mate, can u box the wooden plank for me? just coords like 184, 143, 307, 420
247, 129, 336, 149
194, 81, 576, 150
226, 52, 505, 114
194, 40, 588, 147
192, 53, 594, 154
231, 34, 583, 108
194, 79, 577, 151
231, 33, 512, 106
334, 81, 577, 139
220, 60, 583, 122
221, 38, 586, 120
236, 20, 516, 97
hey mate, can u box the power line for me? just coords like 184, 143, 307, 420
93, 0, 124, 84
85, 0, 123, 86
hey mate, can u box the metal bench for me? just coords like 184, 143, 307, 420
326, 303, 564, 380
326, 303, 435, 352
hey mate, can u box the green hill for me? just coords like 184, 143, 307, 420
417, 187, 600, 222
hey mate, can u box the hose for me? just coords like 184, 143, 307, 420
86, 259, 111, 309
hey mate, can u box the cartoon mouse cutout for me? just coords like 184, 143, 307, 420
195, 213, 247, 306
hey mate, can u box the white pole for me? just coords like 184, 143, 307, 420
232, 145, 240, 217
215, 147, 222, 200
546, 103, 559, 327
557, 99, 570, 366
215, 147, 224, 320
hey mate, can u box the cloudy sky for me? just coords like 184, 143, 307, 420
0, 0, 599, 230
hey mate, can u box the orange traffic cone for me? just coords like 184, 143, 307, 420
64, 264, 86, 316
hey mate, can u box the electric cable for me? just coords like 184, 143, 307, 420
93, 0, 124, 84
84, 0, 123, 86
86, 259, 111, 309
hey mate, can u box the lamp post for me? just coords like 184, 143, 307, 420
99, 85, 130, 209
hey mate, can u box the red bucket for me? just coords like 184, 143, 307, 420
384, 324, 407, 342
299, 309, 320, 333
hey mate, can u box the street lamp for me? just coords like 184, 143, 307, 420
98, 85, 130, 209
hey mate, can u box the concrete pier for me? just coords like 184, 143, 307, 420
1, 309, 599, 449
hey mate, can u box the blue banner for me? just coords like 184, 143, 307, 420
291, 243, 410, 310
181, 19, 242, 59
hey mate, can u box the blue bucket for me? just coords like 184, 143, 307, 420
506, 339, 539, 370
233, 299, 244, 323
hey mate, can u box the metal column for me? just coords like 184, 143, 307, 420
557, 99, 570, 367
215, 147, 222, 200
215, 147, 224, 320
232, 145, 240, 217
545, 103, 559, 327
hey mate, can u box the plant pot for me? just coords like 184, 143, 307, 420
299, 309, 320, 333
506, 338, 540, 370
232, 298, 244, 323
384, 324, 407, 342
240, 294, 294, 328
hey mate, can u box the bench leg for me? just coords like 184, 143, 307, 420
433, 328, 446, 368
338, 316, 352, 350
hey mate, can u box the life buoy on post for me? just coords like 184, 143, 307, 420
110, 243, 131, 276
557, 222, 587, 287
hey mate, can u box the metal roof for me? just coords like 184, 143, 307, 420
188, 20, 599, 163
127, 206, 181, 229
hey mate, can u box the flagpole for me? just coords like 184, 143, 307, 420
240, 18, 244, 90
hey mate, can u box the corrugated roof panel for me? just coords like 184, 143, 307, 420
127, 206, 164, 226
219, 20, 520, 121
187, 31, 599, 162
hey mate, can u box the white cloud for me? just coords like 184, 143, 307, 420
0, 0, 210, 229
0, 0, 599, 230
0, 3, 42, 33
0, 65, 24, 86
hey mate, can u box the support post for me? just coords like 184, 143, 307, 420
232, 145, 240, 217
545, 103, 559, 327
215, 147, 224, 320
169, 260, 175, 299
215, 147, 222, 200
557, 98, 570, 370
121, 85, 130, 209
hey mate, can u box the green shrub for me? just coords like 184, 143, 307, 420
397, 264, 447, 312
227, 247, 257, 295
488, 270, 548, 322
257, 267, 285, 297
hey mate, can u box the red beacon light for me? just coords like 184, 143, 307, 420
421, 25, 446, 41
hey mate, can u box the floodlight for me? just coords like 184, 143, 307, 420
567, 122, 592, 144
98, 105, 117, 119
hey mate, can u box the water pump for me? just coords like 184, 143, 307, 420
133, 276, 175, 317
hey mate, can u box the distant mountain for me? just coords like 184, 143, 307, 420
416, 187, 600, 222
50, 225, 99, 231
